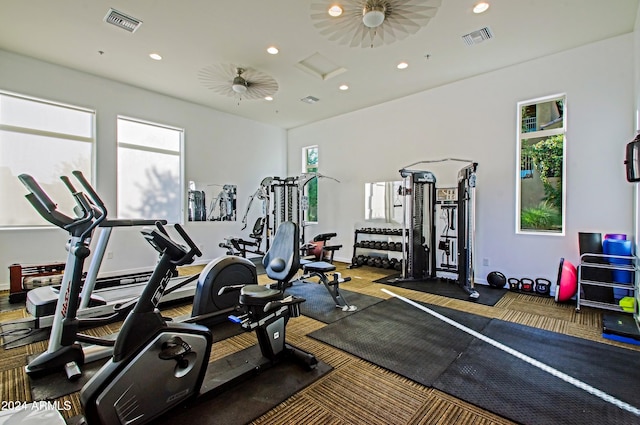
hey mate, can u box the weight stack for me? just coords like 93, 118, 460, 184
578, 232, 614, 304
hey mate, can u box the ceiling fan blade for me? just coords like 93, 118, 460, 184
310, 0, 442, 48
198, 64, 278, 100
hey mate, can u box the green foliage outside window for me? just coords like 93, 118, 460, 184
305, 147, 318, 222
520, 135, 563, 230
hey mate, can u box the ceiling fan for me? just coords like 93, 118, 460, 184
310, 0, 442, 48
197, 64, 278, 100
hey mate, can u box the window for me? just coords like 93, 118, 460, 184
117, 117, 183, 224
516, 94, 566, 234
0, 91, 95, 227
302, 146, 318, 223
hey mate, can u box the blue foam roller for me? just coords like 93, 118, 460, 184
603, 238, 633, 299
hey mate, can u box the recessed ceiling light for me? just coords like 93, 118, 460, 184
339, 84, 349, 91
473, 2, 490, 14
149, 53, 162, 60
328, 5, 343, 17
397, 62, 409, 70
267, 46, 279, 55
265, 96, 274, 101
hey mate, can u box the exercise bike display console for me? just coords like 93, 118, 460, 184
80, 221, 318, 425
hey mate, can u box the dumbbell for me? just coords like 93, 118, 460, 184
366, 257, 376, 267
356, 255, 367, 266
380, 241, 389, 250
393, 259, 403, 271
381, 258, 391, 269
373, 257, 383, 267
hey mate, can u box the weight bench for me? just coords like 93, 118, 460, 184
301, 261, 357, 312
219, 217, 265, 258
301, 232, 342, 263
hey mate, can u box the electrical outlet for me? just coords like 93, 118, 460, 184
107, 252, 114, 259
482, 258, 489, 266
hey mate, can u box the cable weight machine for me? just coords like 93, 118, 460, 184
231, 173, 339, 252
397, 159, 479, 300
398, 169, 437, 281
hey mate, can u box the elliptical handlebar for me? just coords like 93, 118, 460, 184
72, 170, 107, 211
19, 173, 93, 231
143, 222, 202, 266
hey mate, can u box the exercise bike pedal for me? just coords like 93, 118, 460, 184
228, 314, 248, 324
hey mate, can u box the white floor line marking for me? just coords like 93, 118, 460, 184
381, 288, 640, 416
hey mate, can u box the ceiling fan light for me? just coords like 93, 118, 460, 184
362, 8, 385, 27
232, 76, 248, 94
232, 84, 247, 94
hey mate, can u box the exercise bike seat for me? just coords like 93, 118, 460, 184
239, 284, 282, 307
303, 261, 336, 274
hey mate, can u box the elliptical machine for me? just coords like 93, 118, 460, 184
19, 171, 116, 380
80, 221, 317, 425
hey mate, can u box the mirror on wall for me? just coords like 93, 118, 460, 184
364, 181, 404, 223
516, 94, 566, 234
187, 181, 237, 222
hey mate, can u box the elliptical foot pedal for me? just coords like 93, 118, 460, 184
65, 361, 82, 381
339, 305, 357, 312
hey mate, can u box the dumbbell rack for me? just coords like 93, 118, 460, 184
350, 227, 406, 270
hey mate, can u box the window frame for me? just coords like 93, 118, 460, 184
0, 90, 96, 229
302, 145, 319, 224
515, 93, 567, 236
116, 115, 185, 224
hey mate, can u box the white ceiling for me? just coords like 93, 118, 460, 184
0, 0, 637, 129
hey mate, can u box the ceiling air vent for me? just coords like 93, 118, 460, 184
104, 8, 142, 33
300, 96, 320, 104
462, 27, 493, 46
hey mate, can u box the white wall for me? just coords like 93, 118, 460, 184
0, 49, 287, 286
633, 6, 640, 307
288, 34, 636, 286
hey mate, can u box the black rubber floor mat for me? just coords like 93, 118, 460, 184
30, 357, 105, 401
375, 275, 507, 306
153, 344, 332, 425
285, 281, 383, 323
0, 321, 49, 349
309, 297, 491, 386
434, 319, 640, 425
